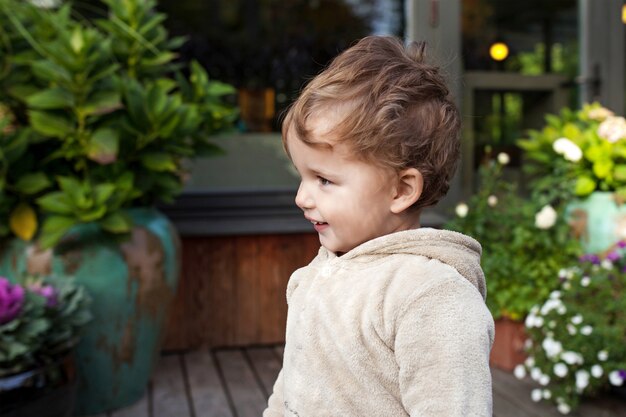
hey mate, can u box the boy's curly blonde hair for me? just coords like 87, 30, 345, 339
282, 36, 461, 210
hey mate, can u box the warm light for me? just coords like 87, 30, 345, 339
489, 42, 509, 62
622, 4, 626, 24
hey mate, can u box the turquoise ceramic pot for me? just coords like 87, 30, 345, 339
567, 191, 626, 254
0, 208, 180, 415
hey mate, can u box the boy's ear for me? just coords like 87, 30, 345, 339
390, 168, 423, 214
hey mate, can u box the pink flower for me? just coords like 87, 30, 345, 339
28, 283, 58, 308
0, 277, 25, 324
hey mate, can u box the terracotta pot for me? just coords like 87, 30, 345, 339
489, 317, 527, 372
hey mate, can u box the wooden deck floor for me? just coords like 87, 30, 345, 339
86, 345, 626, 417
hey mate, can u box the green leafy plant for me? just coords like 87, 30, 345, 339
517, 246, 626, 414
0, 273, 91, 376
446, 152, 580, 320
0, 0, 237, 248
519, 102, 626, 200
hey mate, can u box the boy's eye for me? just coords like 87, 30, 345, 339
318, 176, 332, 186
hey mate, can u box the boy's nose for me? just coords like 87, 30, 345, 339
295, 182, 314, 210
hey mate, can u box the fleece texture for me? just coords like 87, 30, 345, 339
263, 228, 495, 417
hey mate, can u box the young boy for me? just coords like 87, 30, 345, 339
264, 36, 494, 416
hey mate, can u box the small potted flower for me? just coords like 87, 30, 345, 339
517, 243, 626, 414
0, 273, 91, 416
446, 151, 580, 371
518, 103, 626, 254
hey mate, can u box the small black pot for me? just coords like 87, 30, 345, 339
0, 354, 77, 417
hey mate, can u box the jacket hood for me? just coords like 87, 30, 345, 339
319, 228, 486, 300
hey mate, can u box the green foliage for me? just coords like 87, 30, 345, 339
0, 0, 238, 248
0, 273, 91, 376
520, 249, 626, 413
446, 155, 581, 320
519, 103, 626, 200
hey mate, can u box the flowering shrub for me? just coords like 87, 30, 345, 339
446, 152, 580, 320
0, 274, 91, 376
519, 102, 626, 199
517, 244, 626, 414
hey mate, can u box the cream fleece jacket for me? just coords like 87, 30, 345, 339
263, 228, 495, 417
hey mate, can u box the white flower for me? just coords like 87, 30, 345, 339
591, 364, 603, 378
525, 357, 535, 368
557, 402, 571, 415
609, 370, 624, 386
539, 374, 550, 386
531, 388, 543, 402
567, 324, 577, 335
557, 305, 567, 315
542, 337, 563, 358
548, 320, 556, 328
535, 205, 558, 229
601, 259, 613, 270
588, 106, 614, 121
598, 116, 626, 142
553, 137, 583, 162
576, 370, 590, 391
541, 298, 564, 315
554, 363, 568, 377
542, 389, 552, 400
550, 290, 561, 299
497, 152, 510, 165
598, 350, 609, 361
487, 195, 498, 207
581, 276, 591, 287
531, 367, 543, 381
562, 281, 572, 290
581, 325, 593, 335
525, 313, 544, 328
561, 351, 583, 365
571, 314, 583, 325
29, 0, 61, 8
455, 203, 468, 218
514, 364, 526, 379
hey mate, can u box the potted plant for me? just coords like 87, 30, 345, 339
0, 273, 91, 417
516, 244, 626, 415
518, 103, 626, 254
446, 152, 580, 370
0, 0, 237, 414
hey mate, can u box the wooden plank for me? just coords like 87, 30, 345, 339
216, 349, 267, 417
246, 347, 282, 398
491, 368, 562, 417
274, 345, 284, 360
152, 354, 191, 417
109, 392, 149, 417
183, 350, 234, 417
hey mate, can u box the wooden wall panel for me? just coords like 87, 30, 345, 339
162, 233, 320, 350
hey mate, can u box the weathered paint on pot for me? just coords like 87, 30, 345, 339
0, 208, 181, 415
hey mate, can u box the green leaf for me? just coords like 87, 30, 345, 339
39, 215, 77, 249
93, 183, 116, 206
70, 27, 85, 53
592, 160, 613, 179
26, 88, 74, 110
100, 212, 131, 233
37, 192, 74, 215
140, 153, 177, 172
206, 81, 236, 96
28, 111, 73, 138
83, 91, 122, 116
87, 128, 119, 165
14, 173, 52, 195
614, 165, 626, 181
30, 61, 72, 83
574, 176, 596, 196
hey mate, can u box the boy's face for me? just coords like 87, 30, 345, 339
287, 115, 409, 254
